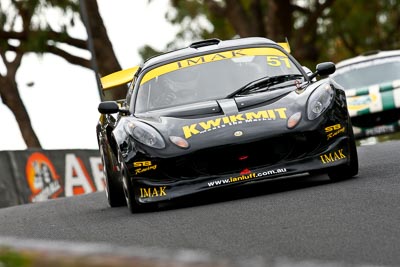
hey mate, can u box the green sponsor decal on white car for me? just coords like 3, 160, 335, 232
346, 79, 400, 117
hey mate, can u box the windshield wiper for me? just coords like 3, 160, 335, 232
226, 74, 304, 98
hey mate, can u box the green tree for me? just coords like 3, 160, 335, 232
141, 0, 337, 66
326, 0, 400, 61
0, 0, 123, 148
141, 0, 400, 67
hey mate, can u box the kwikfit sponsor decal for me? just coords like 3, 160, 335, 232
182, 108, 288, 139
207, 168, 287, 187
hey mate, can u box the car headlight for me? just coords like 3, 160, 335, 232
124, 121, 165, 149
307, 83, 334, 120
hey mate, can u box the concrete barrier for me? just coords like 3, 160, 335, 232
0, 149, 103, 208
0, 152, 20, 207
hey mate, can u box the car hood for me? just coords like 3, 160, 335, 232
131, 86, 311, 156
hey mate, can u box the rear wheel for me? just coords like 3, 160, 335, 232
100, 144, 125, 207
328, 121, 359, 181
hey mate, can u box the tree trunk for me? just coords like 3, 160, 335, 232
0, 77, 42, 148
266, 0, 293, 42
81, 0, 127, 100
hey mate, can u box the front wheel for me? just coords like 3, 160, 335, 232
100, 144, 125, 207
328, 123, 359, 181
121, 164, 144, 213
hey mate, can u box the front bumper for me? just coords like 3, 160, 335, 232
131, 135, 353, 204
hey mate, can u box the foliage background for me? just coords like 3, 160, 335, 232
1, 0, 399, 148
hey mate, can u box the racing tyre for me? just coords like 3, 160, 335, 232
328, 121, 359, 181
121, 163, 143, 213
100, 145, 125, 207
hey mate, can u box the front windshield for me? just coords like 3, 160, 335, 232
332, 56, 400, 89
135, 47, 302, 113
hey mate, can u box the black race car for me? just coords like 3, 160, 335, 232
97, 37, 358, 213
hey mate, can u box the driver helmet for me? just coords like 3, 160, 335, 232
160, 67, 201, 94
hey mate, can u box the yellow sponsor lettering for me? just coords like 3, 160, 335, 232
266, 56, 292, 68
176, 57, 206, 68
327, 128, 345, 140
182, 108, 288, 139
133, 161, 152, 167
267, 109, 276, 119
321, 154, 333, 163
210, 53, 227, 61
177, 52, 231, 69
186, 57, 207, 66
183, 124, 200, 139
325, 124, 345, 140
140, 186, 167, 198
140, 188, 151, 198
134, 165, 157, 175
281, 57, 291, 68
152, 187, 159, 197
222, 117, 230, 124
267, 56, 281, 67
229, 114, 245, 122
338, 149, 346, 159
231, 50, 247, 57
320, 149, 346, 164
245, 111, 269, 120
141, 47, 286, 85
274, 108, 287, 119
198, 118, 222, 130
159, 186, 166, 196
325, 124, 342, 133
229, 173, 256, 182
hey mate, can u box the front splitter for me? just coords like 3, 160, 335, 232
132, 137, 352, 204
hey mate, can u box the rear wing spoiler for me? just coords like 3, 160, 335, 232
100, 66, 139, 91
278, 42, 291, 53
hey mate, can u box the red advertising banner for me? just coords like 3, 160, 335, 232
0, 149, 104, 208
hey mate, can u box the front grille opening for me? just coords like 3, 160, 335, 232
160, 132, 321, 179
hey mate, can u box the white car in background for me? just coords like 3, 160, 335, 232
331, 50, 400, 139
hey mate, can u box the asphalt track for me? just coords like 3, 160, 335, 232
1, 140, 400, 266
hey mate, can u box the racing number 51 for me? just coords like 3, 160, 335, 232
266, 56, 291, 68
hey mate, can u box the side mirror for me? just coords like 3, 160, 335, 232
316, 62, 336, 76
309, 62, 336, 80
98, 101, 120, 114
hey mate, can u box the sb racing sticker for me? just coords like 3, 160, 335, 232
133, 161, 157, 175
325, 123, 345, 140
